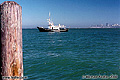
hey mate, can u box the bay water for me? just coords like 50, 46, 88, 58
23, 28, 120, 80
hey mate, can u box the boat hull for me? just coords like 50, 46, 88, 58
37, 27, 68, 32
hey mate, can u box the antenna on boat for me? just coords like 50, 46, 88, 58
49, 12, 50, 18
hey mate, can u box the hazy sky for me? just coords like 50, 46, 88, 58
0, 0, 120, 28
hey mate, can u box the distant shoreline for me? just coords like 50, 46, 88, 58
22, 27, 120, 29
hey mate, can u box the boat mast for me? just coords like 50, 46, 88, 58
49, 12, 50, 25
47, 12, 54, 29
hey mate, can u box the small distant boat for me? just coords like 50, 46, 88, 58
37, 12, 68, 32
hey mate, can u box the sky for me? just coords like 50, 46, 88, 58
0, 0, 120, 28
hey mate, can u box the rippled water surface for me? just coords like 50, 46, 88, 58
23, 28, 120, 80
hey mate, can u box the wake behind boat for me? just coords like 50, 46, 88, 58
37, 12, 68, 32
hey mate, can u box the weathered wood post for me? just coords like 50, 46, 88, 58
0, 1, 23, 80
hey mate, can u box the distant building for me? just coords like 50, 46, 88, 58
106, 23, 109, 27
111, 24, 120, 28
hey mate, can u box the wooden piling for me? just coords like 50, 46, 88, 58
0, 1, 23, 80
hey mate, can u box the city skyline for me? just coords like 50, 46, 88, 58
0, 0, 120, 28
90, 23, 120, 28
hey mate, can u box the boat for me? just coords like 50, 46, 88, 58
37, 12, 68, 32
